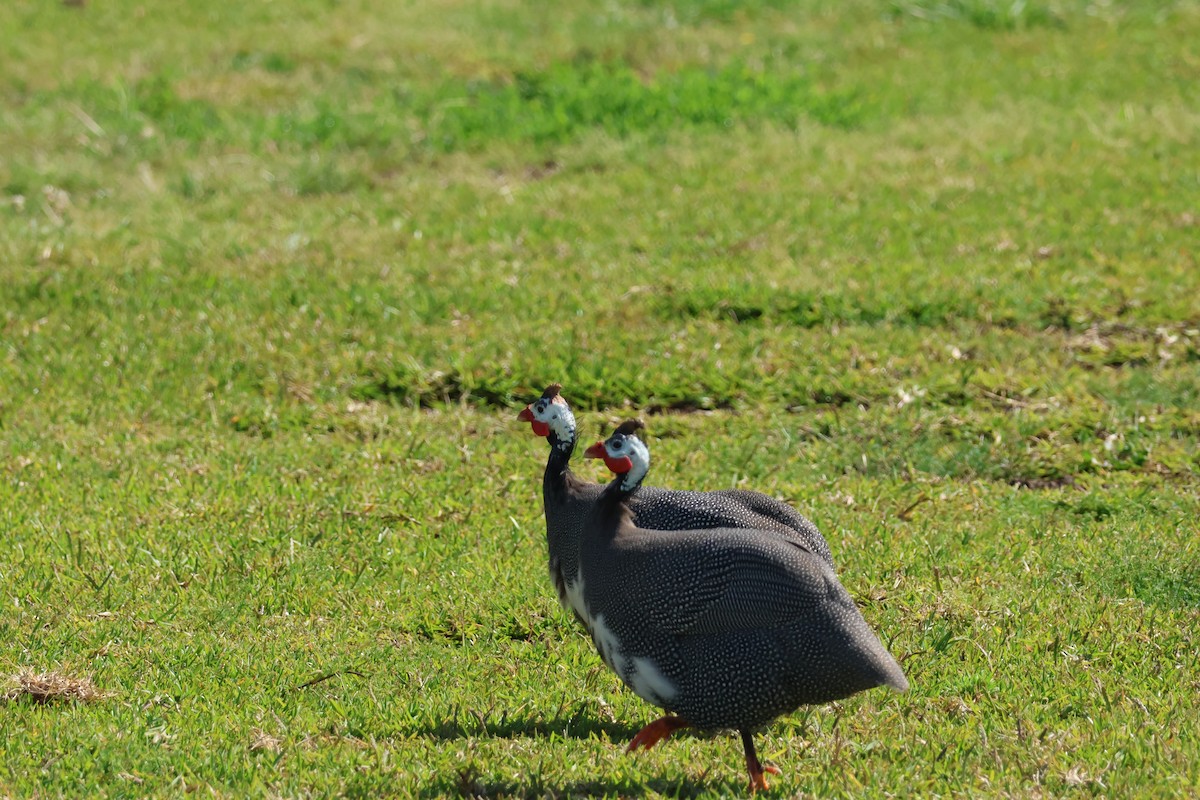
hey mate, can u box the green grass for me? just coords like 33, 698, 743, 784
2, 0, 1199, 796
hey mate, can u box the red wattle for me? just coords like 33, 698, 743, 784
604, 455, 633, 474
531, 420, 550, 437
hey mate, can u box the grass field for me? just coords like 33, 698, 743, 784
2, 0, 1199, 796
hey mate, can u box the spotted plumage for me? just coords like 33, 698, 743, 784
569, 420, 908, 791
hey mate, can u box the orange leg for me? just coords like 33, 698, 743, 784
626, 715, 690, 753
741, 729, 782, 792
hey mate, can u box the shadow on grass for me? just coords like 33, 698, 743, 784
403, 712, 743, 797
418, 768, 735, 799
1103, 557, 1200, 610
407, 710, 641, 743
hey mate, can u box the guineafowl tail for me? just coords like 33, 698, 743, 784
849, 628, 909, 693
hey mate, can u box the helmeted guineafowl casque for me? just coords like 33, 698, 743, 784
517, 384, 834, 617
570, 419, 907, 791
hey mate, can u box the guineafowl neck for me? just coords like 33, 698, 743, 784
541, 442, 585, 587
590, 477, 637, 539
542, 440, 575, 500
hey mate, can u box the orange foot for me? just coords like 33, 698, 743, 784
626, 715, 690, 753
747, 762, 782, 793
741, 729, 782, 793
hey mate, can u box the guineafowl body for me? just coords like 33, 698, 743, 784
569, 420, 907, 790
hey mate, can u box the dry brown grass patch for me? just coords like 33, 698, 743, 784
249, 728, 284, 753
3, 669, 110, 704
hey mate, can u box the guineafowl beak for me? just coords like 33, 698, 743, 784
518, 406, 534, 422
584, 441, 607, 459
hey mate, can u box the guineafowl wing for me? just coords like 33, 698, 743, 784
622, 528, 843, 638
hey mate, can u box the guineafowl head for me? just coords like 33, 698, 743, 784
584, 419, 649, 492
518, 383, 577, 451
